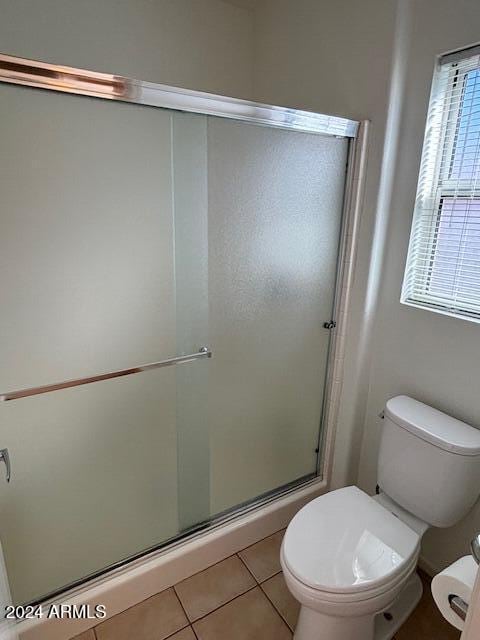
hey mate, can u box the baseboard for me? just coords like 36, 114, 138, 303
418, 554, 440, 578
19, 478, 327, 640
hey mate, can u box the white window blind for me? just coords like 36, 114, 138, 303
402, 46, 480, 321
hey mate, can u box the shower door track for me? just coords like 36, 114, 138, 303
0, 51, 366, 609
24, 473, 317, 608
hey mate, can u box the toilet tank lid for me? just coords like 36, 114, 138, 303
385, 396, 480, 456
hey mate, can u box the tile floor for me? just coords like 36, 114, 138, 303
74, 529, 460, 640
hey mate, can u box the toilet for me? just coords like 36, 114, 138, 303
281, 395, 480, 640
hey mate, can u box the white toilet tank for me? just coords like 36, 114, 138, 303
378, 396, 480, 528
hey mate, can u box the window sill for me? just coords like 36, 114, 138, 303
400, 298, 480, 325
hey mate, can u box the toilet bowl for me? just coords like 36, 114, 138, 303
281, 396, 480, 640
280, 486, 421, 640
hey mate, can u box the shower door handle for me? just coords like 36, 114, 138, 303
0, 449, 11, 483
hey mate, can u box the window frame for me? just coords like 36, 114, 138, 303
401, 54, 480, 322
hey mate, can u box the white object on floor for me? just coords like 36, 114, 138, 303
431, 555, 478, 630
281, 395, 480, 640
0, 538, 17, 640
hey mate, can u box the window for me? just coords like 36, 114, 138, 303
402, 47, 480, 321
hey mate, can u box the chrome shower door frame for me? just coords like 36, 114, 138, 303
0, 52, 367, 605
0, 53, 358, 137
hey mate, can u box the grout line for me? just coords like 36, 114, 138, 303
175, 550, 250, 588
176, 573, 255, 626
92, 586, 177, 630
236, 552, 260, 584
174, 554, 257, 622
259, 574, 296, 633
91, 530, 287, 639
190, 585, 293, 637
259, 569, 282, 584
92, 587, 191, 640
163, 621, 191, 640
259, 568, 282, 584
257, 584, 294, 636
237, 527, 286, 555
93, 529, 287, 636
191, 625, 200, 640
190, 584, 259, 626
175, 562, 285, 628
175, 527, 286, 592
172, 583, 194, 628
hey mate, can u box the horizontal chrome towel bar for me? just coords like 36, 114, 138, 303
0, 347, 212, 402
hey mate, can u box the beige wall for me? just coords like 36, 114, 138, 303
0, 0, 385, 531
4, 0, 480, 579
253, 0, 480, 574
0, 0, 255, 602
252, 0, 399, 491
357, 0, 480, 573
0, 0, 254, 98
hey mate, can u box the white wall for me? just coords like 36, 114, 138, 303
0, 0, 254, 98
357, 0, 480, 573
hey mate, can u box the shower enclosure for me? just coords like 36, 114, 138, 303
0, 54, 359, 605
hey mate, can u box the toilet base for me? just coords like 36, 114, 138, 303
374, 571, 423, 640
294, 608, 374, 640
293, 572, 423, 640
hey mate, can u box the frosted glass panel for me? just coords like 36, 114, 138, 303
207, 119, 348, 514
172, 113, 210, 531
0, 371, 178, 604
0, 85, 175, 391
0, 85, 183, 604
0, 80, 350, 605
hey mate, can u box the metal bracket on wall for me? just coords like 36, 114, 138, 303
323, 321, 337, 329
449, 595, 468, 622
0, 448, 11, 483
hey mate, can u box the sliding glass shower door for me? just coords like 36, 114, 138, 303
0, 85, 192, 605
206, 117, 347, 514
0, 78, 349, 605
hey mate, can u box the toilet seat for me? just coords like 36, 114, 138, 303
282, 486, 420, 601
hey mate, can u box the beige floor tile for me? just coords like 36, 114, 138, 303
168, 628, 197, 640
193, 586, 292, 640
71, 630, 95, 640
238, 530, 284, 582
396, 571, 460, 640
261, 572, 300, 630
95, 588, 188, 640
175, 555, 256, 621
